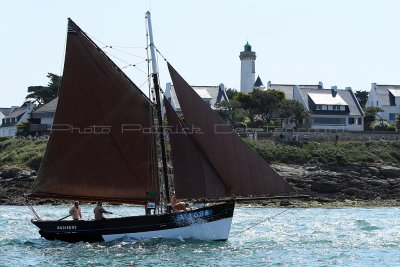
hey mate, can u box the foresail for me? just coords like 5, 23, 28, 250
164, 97, 227, 199
168, 63, 294, 197
30, 19, 159, 204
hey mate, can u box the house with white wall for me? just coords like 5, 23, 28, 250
266, 82, 364, 131
366, 83, 400, 124
0, 108, 12, 127
0, 102, 35, 137
164, 83, 229, 112
30, 97, 58, 134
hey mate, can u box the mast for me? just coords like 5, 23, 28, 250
146, 11, 170, 204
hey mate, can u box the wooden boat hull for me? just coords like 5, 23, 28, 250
31, 202, 234, 243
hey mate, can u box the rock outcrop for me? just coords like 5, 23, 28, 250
272, 163, 400, 202
1, 164, 400, 205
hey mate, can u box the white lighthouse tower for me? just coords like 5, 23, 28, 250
240, 42, 256, 93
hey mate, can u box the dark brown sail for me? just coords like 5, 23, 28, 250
30, 19, 158, 204
168, 63, 294, 197
164, 97, 227, 199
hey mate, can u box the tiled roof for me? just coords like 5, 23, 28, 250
4, 104, 30, 119
298, 88, 363, 116
0, 108, 11, 116
375, 85, 400, 106
388, 89, 400, 97
268, 83, 320, 100
33, 97, 58, 114
194, 89, 212, 99
254, 76, 264, 87
169, 85, 228, 110
268, 84, 295, 100
308, 93, 347, 105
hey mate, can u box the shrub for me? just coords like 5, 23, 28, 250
27, 155, 43, 171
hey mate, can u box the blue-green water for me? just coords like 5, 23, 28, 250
1, 205, 399, 266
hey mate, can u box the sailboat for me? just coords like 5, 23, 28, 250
27, 12, 294, 243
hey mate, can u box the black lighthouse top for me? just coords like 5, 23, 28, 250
244, 42, 252, 51
240, 42, 256, 60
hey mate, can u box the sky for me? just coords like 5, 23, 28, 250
1, 0, 400, 107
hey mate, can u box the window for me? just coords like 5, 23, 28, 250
333, 105, 340, 111
357, 118, 362, 125
313, 117, 346, 125
316, 105, 322, 110
348, 117, 355, 124
389, 113, 396, 121
376, 101, 378, 106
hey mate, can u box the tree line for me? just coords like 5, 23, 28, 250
217, 89, 310, 129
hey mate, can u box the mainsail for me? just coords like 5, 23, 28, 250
164, 98, 227, 199
168, 63, 294, 197
30, 19, 158, 204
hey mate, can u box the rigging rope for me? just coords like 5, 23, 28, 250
229, 208, 290, 237
103, 45, 147, 60
153, 45, 168, 62
85, 32, 149, 76
24, 197, 42, 221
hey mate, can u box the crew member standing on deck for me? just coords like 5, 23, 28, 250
69, 201, 82, 220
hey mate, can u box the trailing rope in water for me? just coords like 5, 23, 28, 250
230, 208, 290, 237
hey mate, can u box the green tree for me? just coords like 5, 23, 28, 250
26, 73, 61, 106
225, 88, 239, 100
251, 89, 285, 122
234, 92, 258, 125
355, 90, 369, 108
278, 99, 310, 126
363, 107, 384, 130
396, 113, 400, 130
217, 99, 249, 126
16, 111, 40, 137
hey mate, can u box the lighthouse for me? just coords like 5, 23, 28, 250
239, 42, 256, 93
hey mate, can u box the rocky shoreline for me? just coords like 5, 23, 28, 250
1, 164, 400, 207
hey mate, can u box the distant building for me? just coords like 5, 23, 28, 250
30, 97, 58, 134
164, 83, 229, 112
0, 102, 35, 137
253, 76, 265, 90
0, 108, 12, 126
267, 82, 364, 131
238, 42, 364, 131
240, 42, 256, 94
366, 83, 400, 124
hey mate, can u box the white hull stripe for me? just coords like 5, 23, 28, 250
102, 217, 233, 242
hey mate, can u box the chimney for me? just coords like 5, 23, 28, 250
331, 86, 338, 96
318, 81, 323, 89
345, 87, 352, 91
267, 81, 271, 89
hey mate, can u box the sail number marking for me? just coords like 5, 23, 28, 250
176, 209, 213, 222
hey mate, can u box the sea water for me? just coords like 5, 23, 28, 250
0, 205, 399, 266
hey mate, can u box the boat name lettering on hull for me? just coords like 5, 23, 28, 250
56, 225, 77, 230
176, 210, 213, 222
